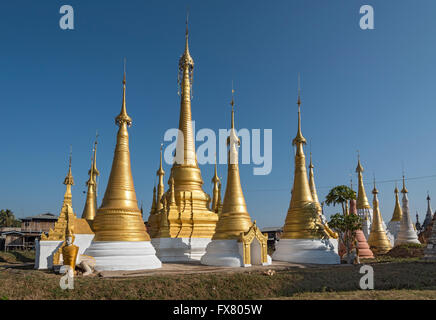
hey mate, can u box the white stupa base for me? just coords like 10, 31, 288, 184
395, 233, 421, 246
200, 239, 272, 267
34, 234, 94, 270
272, 238, 340, 264
151, 237, 211, 262
387, 221, 401, 242
84, 241, 162, 271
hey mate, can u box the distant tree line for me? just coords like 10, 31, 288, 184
0, 209, 21, 228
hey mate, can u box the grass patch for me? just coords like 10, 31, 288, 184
1, 261, 436, 299
0, 250, 35, 264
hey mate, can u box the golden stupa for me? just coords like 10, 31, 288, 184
211, 92, 253, 240
210, 156, 222, 214
147, 146, 165, 238
201, 90, 269, 267
81, 138, 99, 221
356, 156, 371, 210
91, 71, 150, 242
367, 180, 392, 254
308, 152, 338, 239
153, 22, 218, 240
84, 69, 161, 270
272, 82, 339, 264
41, 153, 93, 242
280, 93, 325, 240
391, 184, 403, 222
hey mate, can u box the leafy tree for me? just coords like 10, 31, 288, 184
0, 209, 21, 228
328, 213, 362, 264
325, 185, 356, 215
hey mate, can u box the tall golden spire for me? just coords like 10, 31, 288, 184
211, 154, 221, 213
308, 152, 319, 205
281, 79, 323, 239
159, 20, 217, 240
156, 144, 165, 211
175, 14, 196, 167
82, 138, 99, 221
368, 179, 392, 254
63, 149, 74, 206
355, 152, 371, 209
212, 89, 252, 240
390, 182, 403, 222
92, 68, 150, 242
150, 186, 157, 214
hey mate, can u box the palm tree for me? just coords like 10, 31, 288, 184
325, 185, 356, 215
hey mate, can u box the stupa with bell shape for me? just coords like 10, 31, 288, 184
395, 176, 420, 246
367, 180, 392, 255
84, 71, 161, 270
387, 184, 403, 241
201, 91, 271, 267
355, 156, 373, 239
150, 22, 218, 261
272, 84, 340, 264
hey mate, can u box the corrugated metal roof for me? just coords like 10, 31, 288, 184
21, 213, 58, 221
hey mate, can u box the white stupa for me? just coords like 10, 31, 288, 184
395, 176, 420, 246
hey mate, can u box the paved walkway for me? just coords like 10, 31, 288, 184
96, 261, 309, 278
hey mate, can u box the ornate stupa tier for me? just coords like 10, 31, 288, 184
272, 82, 339, 265
355, 155, 373, 239
367, 182, 392, 254
395, 176, 420, 245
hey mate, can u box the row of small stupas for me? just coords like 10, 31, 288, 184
35, 21, 436, 271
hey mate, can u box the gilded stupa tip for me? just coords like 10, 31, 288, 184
115, 62, 132, 127
309, 152, 314, 169
427, 192, 431, 201
372, 178, 378, 195
401, 175, 408, 194
63, 149, 74, 186
212, 154, 220, 183
356, 152, 364, 173
391, 181, 403, 222
157, 144, 165, 176
179, 13, 194, 70
292, 75, 306, 146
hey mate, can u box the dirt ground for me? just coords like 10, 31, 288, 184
1, 255, 436, 300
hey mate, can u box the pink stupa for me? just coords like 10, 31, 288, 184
350, 199, 374, 258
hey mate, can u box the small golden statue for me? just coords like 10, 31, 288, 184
60, 225, 79, 276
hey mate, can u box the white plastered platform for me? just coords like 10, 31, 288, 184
272, 238, 340, 264
84, 241, 162, 271
200, 239, 272, 267
151, 237, 212, 262
34, 234, 94, 270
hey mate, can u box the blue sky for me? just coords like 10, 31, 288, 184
1, 0, 436, 228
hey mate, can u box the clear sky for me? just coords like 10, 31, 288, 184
1, 0, 436, 228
